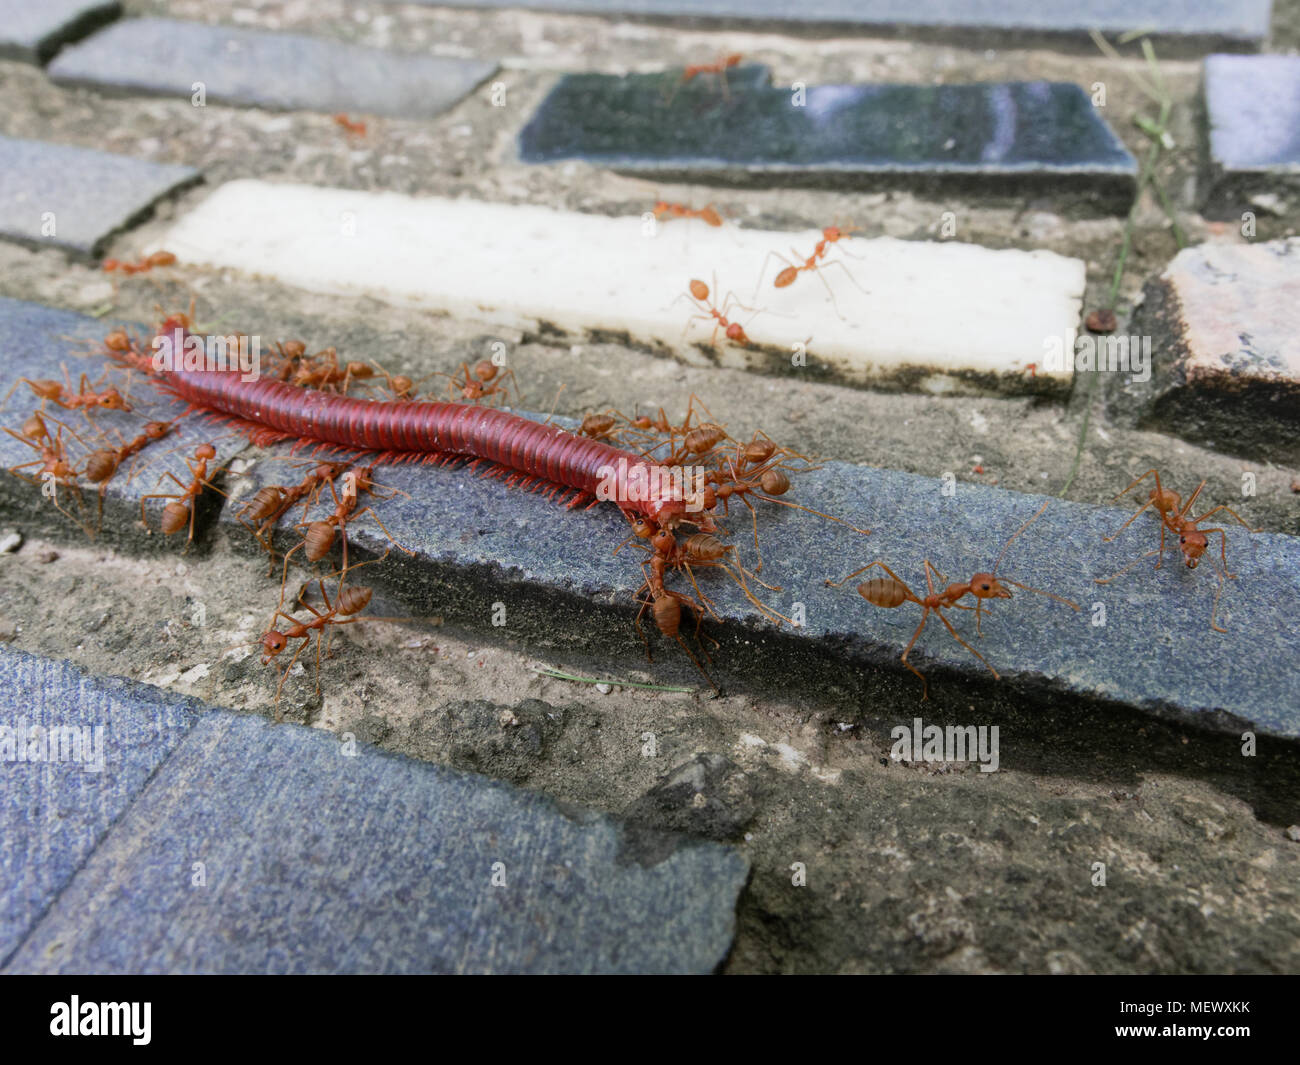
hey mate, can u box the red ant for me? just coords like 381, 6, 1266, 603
4, 412, 88, 528
260, 574, 375, 708
668, 53, 743, 104
102, 250, 177, 275
755, 225, 868, 319
238, 461, 349, 567
140, 442, 225, 546
652, 201, 723, 227
277, 465, 413, 605
438, 360, 519, 405
1095, 469, 1259, 632
707, 445, 869, 572
4, 368, 131, 416
826, 501, 1078, 699
679, 277, 758, 348
333, 114, 367, 138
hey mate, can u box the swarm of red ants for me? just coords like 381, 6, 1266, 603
0, 187, 1262, 711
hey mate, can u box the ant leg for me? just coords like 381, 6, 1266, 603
1109, 468, 1162, 504
1201, 528, 1240, 581
1094, 548, 1162, 585
898, 609, 933, 701
997, 579, 1081, 611
347, 505, 415, 556
1190, 505, 1260, 536
935, 609, 1001, 681
1207, 560, 1230, 634
750, 250, 797, 302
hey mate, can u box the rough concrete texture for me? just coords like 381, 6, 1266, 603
0, 644, 199, 966
0, 0, 121, 64
48, 17, 498, 120
8, 707, 748, 974
1, 0, 1299, 974
1201, 53, 1300, 217
0, 134, 198, 257
0, 298, 246, 554
1108, 238, 1300, 463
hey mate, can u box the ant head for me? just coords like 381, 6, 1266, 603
144, 421, 171, 439
689, 279, 710, 302
630, 515, 655, 539
195, 443, 217, 460
1179, 530, 1207, 567
281, 340, 306, 359
724, 54, 742, 67
98, 388, 128, 409
969, 572, 1012, 600
651, 529, 676, 555
261, 630, 288, 661
104, 329, 130, 352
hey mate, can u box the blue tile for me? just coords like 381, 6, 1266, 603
0, 135, 197, 257
0, 0, 120, 64
1201, 55, 1300, 214
8, 711, 749, 974
519, 78, 1137, 205
226, 411, 1300, 742
0, 297, 247, 552
0, 646, 201, 966
47, 17, 498, 119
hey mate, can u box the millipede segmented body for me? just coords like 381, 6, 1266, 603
157, 366, 689, 528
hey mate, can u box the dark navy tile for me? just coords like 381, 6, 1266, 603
225, 410, 1300, 743
1201, 55, 1300, 217
0, 297, 247, 553
0, 0, 120, 64
1108, 238, 1300, 465
407, 0, 1273, 52
7, 711, 749, 974
0, 646, 200, 966
47, 17, 498, 119
0, 135, 198, 257
519, 78, 1137, 207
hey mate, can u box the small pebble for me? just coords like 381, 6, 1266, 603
0, 529, 22, 554
594, 682, 612, 694
37, 550, 59, 564
1286, 825, 1300, 842
1086, 308, 1118, 334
